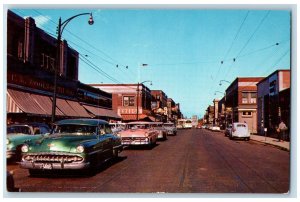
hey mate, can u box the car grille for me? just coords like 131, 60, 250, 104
22, 154, 84, 163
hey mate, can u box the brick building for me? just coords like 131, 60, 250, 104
6, 10, 120, 124
150, 90, 169, 122
225, 77, 264, 133
256, 70, 290, 136
90, 84, 155, 122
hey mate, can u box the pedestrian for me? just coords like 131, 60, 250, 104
278, 120, 288, 142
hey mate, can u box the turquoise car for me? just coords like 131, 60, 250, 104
20, 119, 123, 175
7, 123, 51, 161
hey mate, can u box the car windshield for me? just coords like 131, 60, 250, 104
54, 124, 97, 135
237, 124, 247, 127
186, 120, 192, 124
7, 126, 31, 135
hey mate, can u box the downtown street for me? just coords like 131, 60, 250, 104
7, 128, 290, 194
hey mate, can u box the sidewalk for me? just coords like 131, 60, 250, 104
250, 134, 290, 151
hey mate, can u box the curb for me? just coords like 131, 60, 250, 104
250, 139, 290, 152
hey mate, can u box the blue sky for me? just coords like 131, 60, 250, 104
10, 8, 291, 118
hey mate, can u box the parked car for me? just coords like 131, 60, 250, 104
117, 121, 157, 146
19, 119, 123, 175
150, 122, 168, 140
210, 125, 221, 132
228, 122, 250, 141
109, 122, 126, 135
7, 123, 51, 161
224, 124, 232, 137
163, 122, 177, 136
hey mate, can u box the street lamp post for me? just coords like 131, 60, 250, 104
219, 80, 231, 86
136, 80, 152, 121
51, 13, 94, 123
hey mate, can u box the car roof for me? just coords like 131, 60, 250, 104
55, 119, 108, 126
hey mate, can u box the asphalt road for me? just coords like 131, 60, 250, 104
6, 129, 290, 194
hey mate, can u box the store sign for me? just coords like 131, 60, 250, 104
120, 108, 142, 114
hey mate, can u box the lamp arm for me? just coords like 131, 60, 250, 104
60, 13, 91, 36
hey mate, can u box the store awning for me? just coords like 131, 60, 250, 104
121, 114, 155, 121
66, 100, 91, 118
31, 93, 64, 116
83, 105, 121, 119
7, 89, 47, 115
56, 99, 80, 117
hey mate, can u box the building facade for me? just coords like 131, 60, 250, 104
151, 90, 169, 122
225, 77, 264, 134
7, 10, 120, 124
90, 84, 155, 122
256, 70, 290, 136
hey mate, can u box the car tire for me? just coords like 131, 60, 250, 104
113, 148, 119, 159
245, 137, 250, 141
29, 169, 41, 176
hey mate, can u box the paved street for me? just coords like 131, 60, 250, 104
7, 129, 290, 193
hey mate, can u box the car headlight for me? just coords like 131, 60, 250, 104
76, 145, 85, 153
6, 138, 10, 145
21, 144, 29, 153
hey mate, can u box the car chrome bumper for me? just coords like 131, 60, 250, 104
122, 140, 150, 145
20, 161, 90, 170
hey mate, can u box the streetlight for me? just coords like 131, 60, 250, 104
136, 80, 152, 121
219, 80, 231, 86
51, 12, 94, 123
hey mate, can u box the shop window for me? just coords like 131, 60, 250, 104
123, 96, 135, 107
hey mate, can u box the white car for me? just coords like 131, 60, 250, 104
211, 125, 221, 132
163, 123, 177, 136
228, 122, 250, 141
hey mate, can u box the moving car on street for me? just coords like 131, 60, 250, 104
20, 119, 123, 175
227, 122, 250, 141
7, 123, 51, 161
117, 121, 157, 146
163, 122, 177, 136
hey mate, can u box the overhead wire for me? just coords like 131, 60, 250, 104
29, 9, 137, 82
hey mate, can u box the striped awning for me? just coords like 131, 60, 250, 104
66, 100, 91, 118
83, 105, 121, 119
121, 114, 155, 121
31, 93, 64, 116
7, 89, 47, 115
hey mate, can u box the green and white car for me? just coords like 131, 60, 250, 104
20, 119, 123, 175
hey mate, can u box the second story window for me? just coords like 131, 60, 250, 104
250, 92, 257, 104
242, 92, 248, 104
241, 92, 257, 104
123, 96, 135, 107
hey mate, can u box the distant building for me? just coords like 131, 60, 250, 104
151, 90, 168, 122
90, 84, 155, 122
256, 69, 290, 136
225, 77, 264, 133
